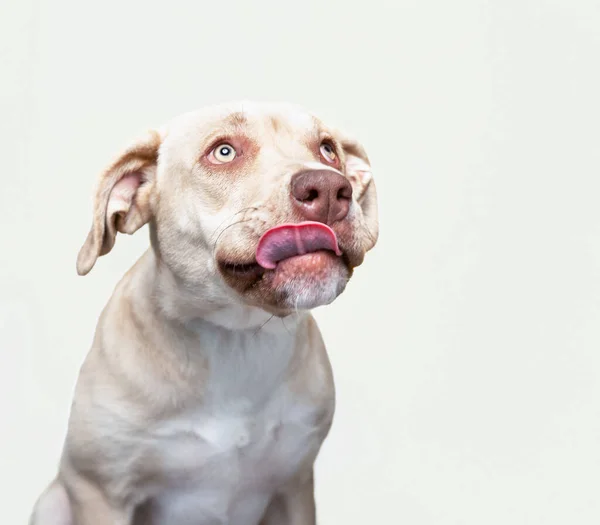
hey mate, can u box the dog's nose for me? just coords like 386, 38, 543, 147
290, 170, 353, 225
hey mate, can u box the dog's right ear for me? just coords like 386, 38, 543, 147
76, 130, 162, 276
334, 131, 379, 253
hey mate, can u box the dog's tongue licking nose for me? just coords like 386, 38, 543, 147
256, 222, 342, 269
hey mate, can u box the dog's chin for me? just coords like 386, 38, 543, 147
218, 250, 351, 314
270, 251, 349, 310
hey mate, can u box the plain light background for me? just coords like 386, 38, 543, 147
2, 0, 600, 523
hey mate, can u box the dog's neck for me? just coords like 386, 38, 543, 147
129, 249, 307, 337
115, 250, 307, 398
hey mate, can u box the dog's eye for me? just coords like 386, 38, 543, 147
212, 143, 237, 163
320, 142, 337, 163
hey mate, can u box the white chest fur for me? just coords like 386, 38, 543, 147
142, 321, 326, 525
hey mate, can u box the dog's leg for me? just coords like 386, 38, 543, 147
30, 480, 72, 525
260, 472, 316, 525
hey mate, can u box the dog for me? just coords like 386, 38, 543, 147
30, 101, 379, 525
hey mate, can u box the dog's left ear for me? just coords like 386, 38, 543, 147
336, 132, 379, 251
76, 130, 162, 276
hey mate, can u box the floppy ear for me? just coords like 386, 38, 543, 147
76, 130, 162, 276
338, 133, 379, 251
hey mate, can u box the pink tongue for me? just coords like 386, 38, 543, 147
256, 222, 342, 269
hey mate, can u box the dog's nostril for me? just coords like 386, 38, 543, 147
305, 189, 319, 202
337, 187, 351, 200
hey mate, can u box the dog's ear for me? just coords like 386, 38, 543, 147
76, 130, 162, 276
336, 132, 379, 252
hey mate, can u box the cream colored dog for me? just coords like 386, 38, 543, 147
30, 101, 378, 525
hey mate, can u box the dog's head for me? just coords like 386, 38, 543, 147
77, 102, 378, 316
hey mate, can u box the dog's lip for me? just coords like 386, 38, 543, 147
218, 259, 265, 277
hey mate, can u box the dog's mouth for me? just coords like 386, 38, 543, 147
218, 222, 343, 279
255, 222, 342, 269
217, 222, 351, 311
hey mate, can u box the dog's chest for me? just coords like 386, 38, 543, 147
147, 396, 322, 524
144, 332, 327, 524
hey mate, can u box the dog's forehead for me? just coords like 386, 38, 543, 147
164, 101, 321, 142
242, 102, 319, 132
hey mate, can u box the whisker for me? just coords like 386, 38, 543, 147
280, 317, 292, 336
211, 218, 254, 254
210, 205, 261, 255
253, 314, 275, 337
209, 206, 259, 245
